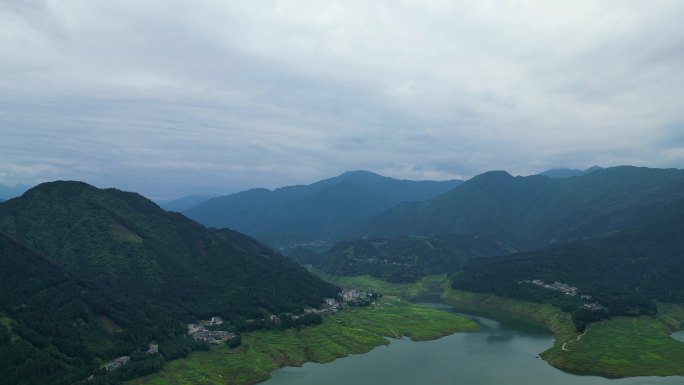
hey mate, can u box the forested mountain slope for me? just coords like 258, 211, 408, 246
452, 201, 684, 329
360, 166, 684, 251
0, 181, 338, 321
0, 181, 339, 384
184, 170, 463, 249
319, 234, 513, 283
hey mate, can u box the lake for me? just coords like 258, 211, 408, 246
262, 294, 684, 385
673, 330, 684, 343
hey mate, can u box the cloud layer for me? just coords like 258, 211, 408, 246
2, 1, 683, 198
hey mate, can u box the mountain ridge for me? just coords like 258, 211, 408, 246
0, 180, 341, 384
357, 166, 684, 251
0, 180, 339, 321
538, 166, 602, 178
184, 170, 463, 249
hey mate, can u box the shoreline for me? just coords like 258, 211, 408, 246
442, 287, 684, 379
127, 297, 477, 385
128, 275, 684, 384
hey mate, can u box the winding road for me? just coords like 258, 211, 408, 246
561, 330, 587, 352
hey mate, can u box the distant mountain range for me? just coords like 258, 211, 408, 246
158, 194, 212, 212
0, 181, 338, 384
184, 170, 463, 249
299, 165, 684, 330
537, 166, 602, 178
358, 166, 684, 251
316, 166, 684, 284
0, 183, 30, 200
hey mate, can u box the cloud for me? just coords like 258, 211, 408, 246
1, 0, 683, 198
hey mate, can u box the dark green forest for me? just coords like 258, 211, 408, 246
359, 166, 684, 251
319, 234, 512, 283
452, 206, 684, 330
0, 181, 339, 384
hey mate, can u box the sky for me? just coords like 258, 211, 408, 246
1, 1, 684, 200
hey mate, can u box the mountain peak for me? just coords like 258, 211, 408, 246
337, 170, 384, 180
185, 171, 464, 248
23, 180, 95, 197
469, 170, 514, 183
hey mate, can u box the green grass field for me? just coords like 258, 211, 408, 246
318, 273, 447, 299
443, 288, 684, 378
128, 297, 477, 385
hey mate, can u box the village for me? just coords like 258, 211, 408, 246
186, 288, 375, 342
100, 288, 375, 373
187, 316, 236, 344
521, 279, 606, 311
100, 342, 159, 371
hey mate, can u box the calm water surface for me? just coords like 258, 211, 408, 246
672, 330, 684, 343
262, 293, 684, 385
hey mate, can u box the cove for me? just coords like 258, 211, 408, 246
673, 330, 684, 343
261, 294, 684, 385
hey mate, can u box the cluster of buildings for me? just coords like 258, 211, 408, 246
101, 342, 158, 371
523, 279, 580, 296
521, 279, 606, 312
313, 288, 374, 314
583, 302, 607, 311
340, 288, 369, 302
187, 316, 236, 344
187, 316, 224, 334
101, 356, 130, 371
187, 289, 375, 342
191, 329, 236, 344
366, 257, 410, 267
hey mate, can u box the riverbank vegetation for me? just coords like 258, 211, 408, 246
443, 288, 684, 378
127, 297, 477, 385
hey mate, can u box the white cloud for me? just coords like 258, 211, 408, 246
1, 0, 683, 198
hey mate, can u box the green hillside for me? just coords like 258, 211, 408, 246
1, 233, 123, 385
0, 181, 338, 320
0, 232, 175, 385
0, 181, 340, 384
184, 171, 462, 249
452, 205, 684, 329
319, 234, 512, 283
361, 166, 684, 251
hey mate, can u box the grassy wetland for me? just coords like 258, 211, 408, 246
443, 288, 684, 378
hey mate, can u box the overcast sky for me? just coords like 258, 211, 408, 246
2, 1, 683, 199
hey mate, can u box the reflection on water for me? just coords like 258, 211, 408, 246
672, 330, 684, 343
261, 294, 684, 385
486, 334, 514, 343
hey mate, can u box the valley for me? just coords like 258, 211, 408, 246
4, 2, 684, 383
2, 166, 684, 384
